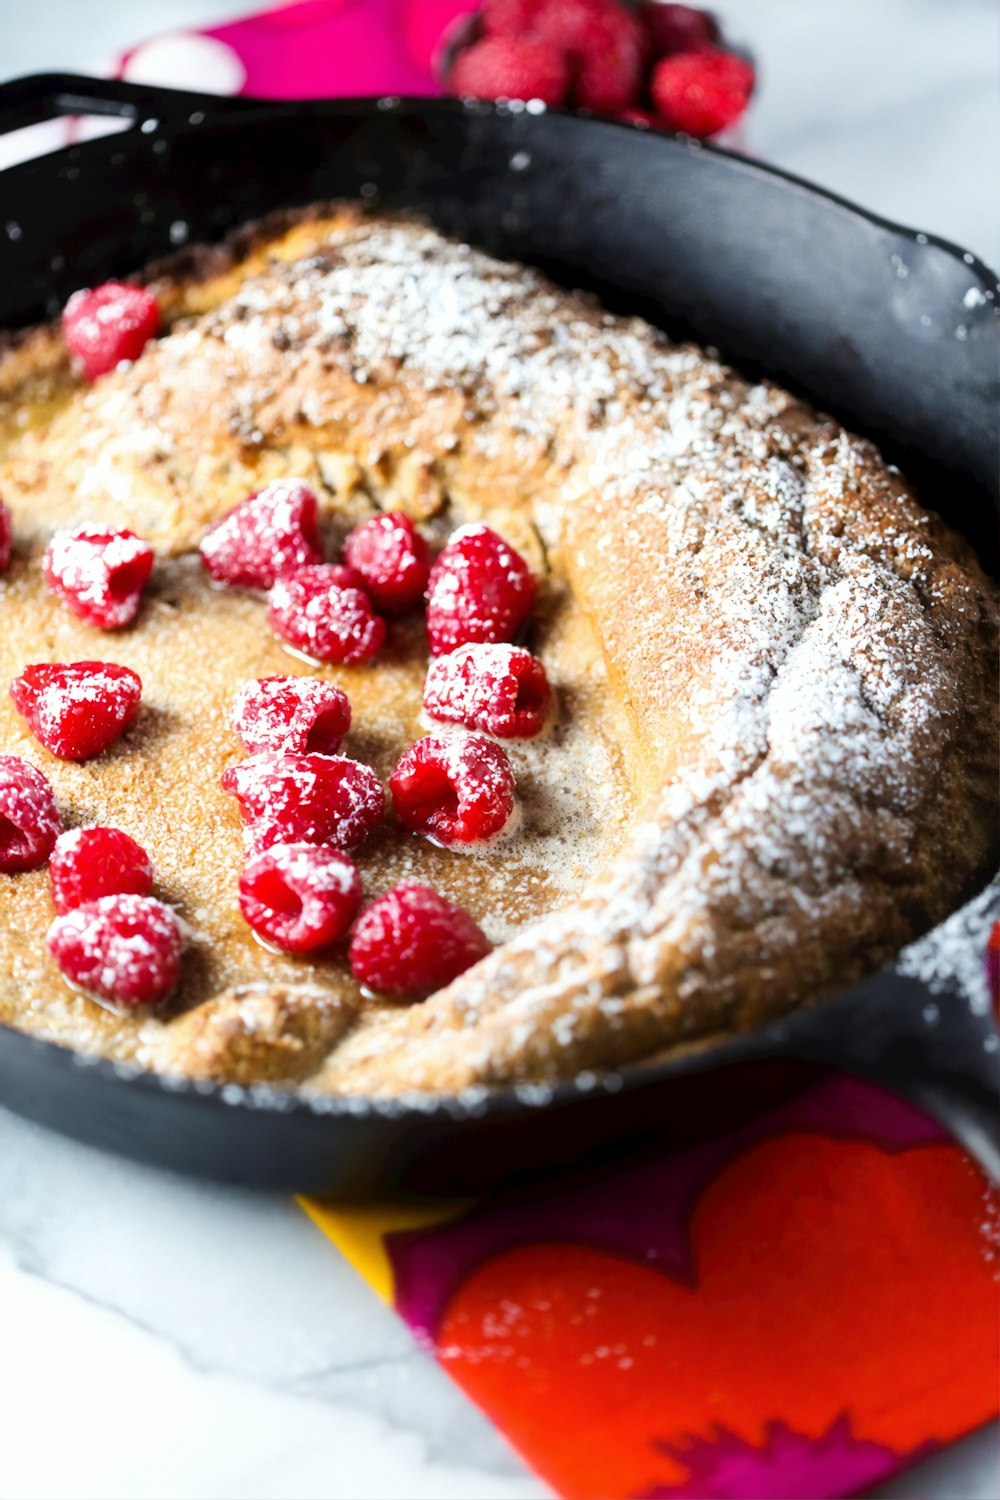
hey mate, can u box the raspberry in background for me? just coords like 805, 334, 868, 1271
49, 826, 154, 913
221, 752, 385, 853
390, 734, 516, 846
349, 881, 491, 997
651, 46, 754, 137
44, 526, 154, 630
47, 893, 182, 1007
0, 754, 62, 873
0, 499, 11, 575
425, 523, 536, 656
533, 0, 644, 112
62, 282, 160, 380
450, 33, 570, 105
640, 2, 719, 58
231, 676, 352, 758
10, 661, 142, 762
268, 565, 387, 665
239, 842, 362, 954
200, 480, 325, 591
343, 512, 431, 614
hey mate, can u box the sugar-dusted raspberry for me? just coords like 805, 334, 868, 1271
239, 841, 362, 954
47, 893, 182, 1007
231, 676, 352, 758
62, 282, 160, 380
0, 754, 62, 873
451, 35, 570, 105
44, 526, 154, 630
390, 734, 516, 847
343, 512, 431, 614
221, 753, 384, 853
200, 480, 325, 591
349, 881, 490, 998
10, 661, 142, 762
640, 2, 719, 58
651, 47, 754, 137
423, 643, 551, 739
0, 499, 11, 576
49, 826, 153, 914
268, 565, 386, 665
425, 524, 536, 657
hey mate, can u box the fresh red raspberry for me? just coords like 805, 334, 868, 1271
49, 826, 154, 914
423, 643, 551, 739
47, 893, 182, 1007
343, 512, 431, 614
535, 0, 644, 112
450, 35, 570, 105
0, 754, 62, 873
200, 480, 325, 591
44, 526, 154, 630
221, 753, 384, 853
10, 662, 142, 762
425, 524, 536, 657
640, 2, 720, 58
390, 734, 516, 847
62, 282, 160, 381
480, 0, 537, 34
239, 842, 362, 954
349, 881, 491, 998
268, 565, 386, 665
0, 499, 11, 575
651, 47, 754, 136
231, 676, 352, 758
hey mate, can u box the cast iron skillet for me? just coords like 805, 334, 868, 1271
0, 75, 996, 1194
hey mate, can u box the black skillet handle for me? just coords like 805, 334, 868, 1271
0, 72, 250, 138
774, 887, 999, 1180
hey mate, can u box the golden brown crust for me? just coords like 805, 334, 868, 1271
0, 206, 995, 1094
154, 983, 356, 1086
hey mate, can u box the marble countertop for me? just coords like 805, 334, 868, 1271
0, 3, 996, 1497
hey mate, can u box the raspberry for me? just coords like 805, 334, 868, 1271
640, 3, 720, 58
10, 662, 142, 762
239, 842, 362, 954
47, 893, 182, 1007
49, 826, 153, 914
62, 282, 160, 380
423, 643, 551, 739
480, 0, 537, 34
44, 526, 154, 630
425, 524, 536, 657
221, 753, 384, 853
0, 755, 62, 873
342, 512, 431, 614
450, 35, 570, 105
651, 47, 754, 137
268, 565, 386, 665
534, 0, 644, 112
200, 480, 325, 591
349, 881, 491, 997
0, 499, 11, 575
390, 734, 516, 847
231, 676, 352, 757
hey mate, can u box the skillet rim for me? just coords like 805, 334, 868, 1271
0, 84, 995, 1131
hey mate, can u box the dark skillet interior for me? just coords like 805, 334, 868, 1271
0, 80, 996, 1194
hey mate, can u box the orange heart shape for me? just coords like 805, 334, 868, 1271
437, 1136, 998, 1498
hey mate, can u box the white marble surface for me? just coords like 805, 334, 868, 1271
0, 3, 997, 1498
